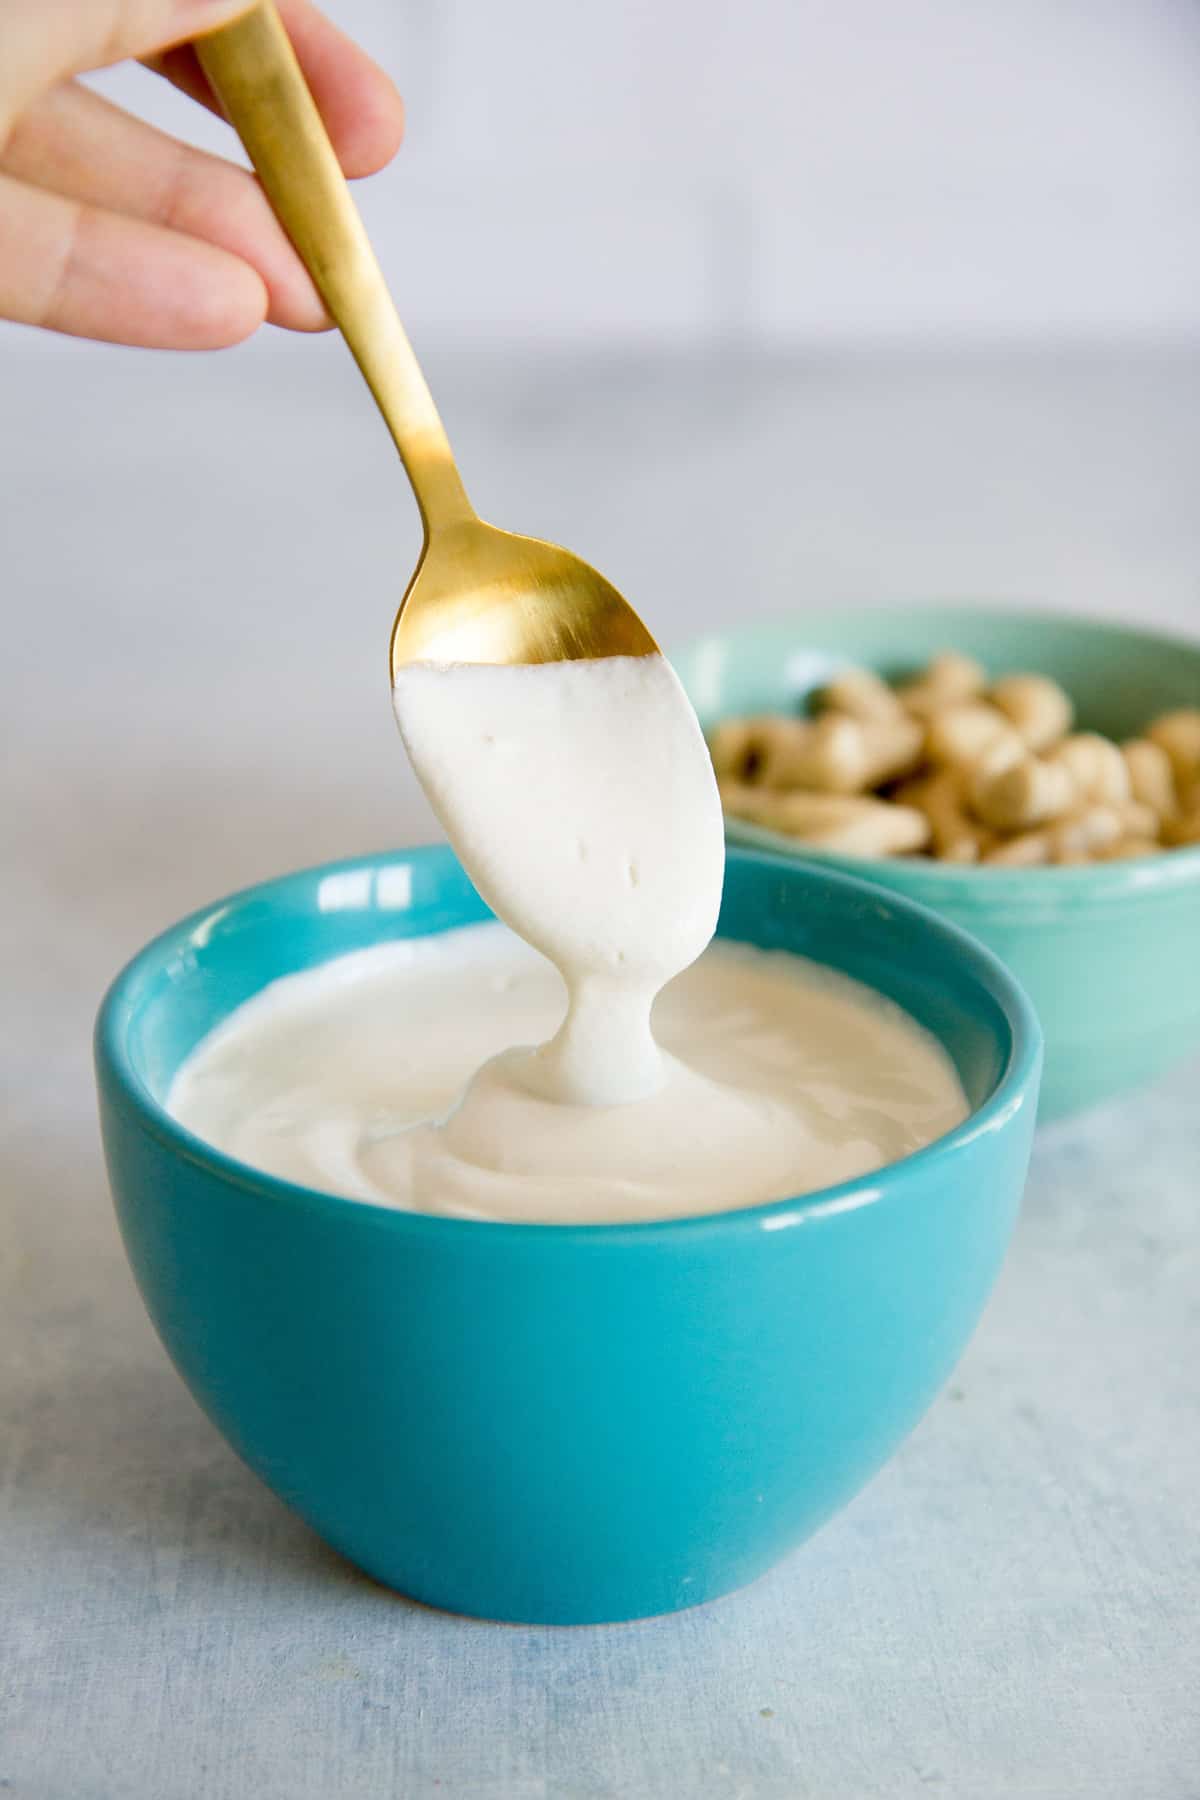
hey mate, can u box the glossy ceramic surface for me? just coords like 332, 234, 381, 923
96, 847, 1040, 1625
676, 607, 1200, 1121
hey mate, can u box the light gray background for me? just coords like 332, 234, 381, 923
3, 2, 1200, 1795
6, 0, 1200, 351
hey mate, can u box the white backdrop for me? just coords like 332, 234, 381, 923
7, 0, 1197, 353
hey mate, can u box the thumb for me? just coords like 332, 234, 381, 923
1, 0, 254, 120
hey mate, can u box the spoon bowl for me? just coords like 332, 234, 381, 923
389, 521, 658, 673
197, 5, 658, 675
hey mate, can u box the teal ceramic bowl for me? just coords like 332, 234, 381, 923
676, 607, 1200, 1122
96, 846, 1040, 1626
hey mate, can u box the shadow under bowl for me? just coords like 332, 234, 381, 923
96, 845, 1040, 1625
675, 605, 1200, 1121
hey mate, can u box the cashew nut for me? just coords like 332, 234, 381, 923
983, 831, 1054, 867
766, 712, 923, 794
983, 804, 1122, 867
706, 716, 821, 790
720, 782, 930, 856
1046, 733, 1131, 806
1147, 709, 1200, 788
1049, 805, 1124, 862
895, 651, 988, 719
1121, 739, 1178, 822
707, 718, 765, 783
969, 752, 1078, 832
923, 702, 1025, 773
1163, 806, 1200, 848
1101, 836, 1164, 861
894, 769, 991, 863
815, 666, 906, 724
989, 674, 1074, 752
1118, 800, 1160, 840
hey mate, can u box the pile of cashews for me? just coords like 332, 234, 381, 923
709, 651, 1200, 865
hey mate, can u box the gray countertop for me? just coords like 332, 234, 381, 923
2, 341, 1199, 1799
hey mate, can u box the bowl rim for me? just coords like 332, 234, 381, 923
677, 603, 1200, 899
95, 845, 1043, 1244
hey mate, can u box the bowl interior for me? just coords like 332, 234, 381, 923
101, 846, 1038, 1207
676, 605, 1200, 741
121, 853, 490, 1105
675, 606, 1200, 898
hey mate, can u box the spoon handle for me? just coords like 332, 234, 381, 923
196, 3, 472, 533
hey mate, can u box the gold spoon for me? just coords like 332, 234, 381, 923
196, 4, 658, 673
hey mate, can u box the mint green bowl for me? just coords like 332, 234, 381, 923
675, 607, 1200, 1121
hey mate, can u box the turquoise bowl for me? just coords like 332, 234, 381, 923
676, 607, 1200, 1122
96, 846, 1040, 1625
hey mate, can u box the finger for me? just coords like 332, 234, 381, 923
3, 81, 328, 330
143, 0, 405, 179
0, 169, 266, 348
0, 0, 253, 122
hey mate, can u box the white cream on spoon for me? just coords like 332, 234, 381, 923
392, 654, 725, 1107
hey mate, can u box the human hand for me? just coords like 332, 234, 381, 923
0, 0, 404, 348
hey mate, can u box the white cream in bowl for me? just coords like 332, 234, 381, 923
168, 921, 967, 1224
